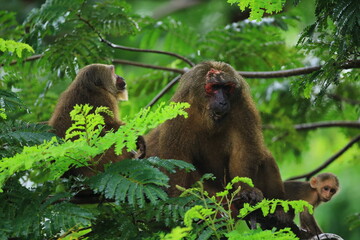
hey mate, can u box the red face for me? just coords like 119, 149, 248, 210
204, 68, 237, 121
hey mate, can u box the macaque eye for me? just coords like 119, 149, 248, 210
205, 83, 221, 95
323, 186, 329, 191
204, 83, 236, 95
330, 189, 336, 194
223, 83, 236, 94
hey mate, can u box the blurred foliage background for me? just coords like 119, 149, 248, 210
0, 0, 359, 239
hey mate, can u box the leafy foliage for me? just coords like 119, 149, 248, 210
0, 179, 96, 240
295, 0, 360, 96
23, 0, 141, 77
160, 176, 304, 240
0, 89, 54, 158
0, 89, 26, 112
0, 0, 359, 239
0, 103, 189, 191
347, 213, 360, 231
88, 157, 194, 207
226, 228, 298, 240
0, 38, 34, 58
0, 120, 54, 158
199, 18, 302, 70
0, 10, 24, 39
227, 0, 286, 21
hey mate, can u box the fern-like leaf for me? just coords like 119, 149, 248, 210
0, 179, 95, 240
0, 89, 26, 112
88, 159, 171, 207
0, 120, 55, 158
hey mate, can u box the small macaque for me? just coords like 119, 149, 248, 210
284, 173, 340, 236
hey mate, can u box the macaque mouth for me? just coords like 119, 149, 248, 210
210, 111, 227, 121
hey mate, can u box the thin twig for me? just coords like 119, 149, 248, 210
287, 135, 360, 181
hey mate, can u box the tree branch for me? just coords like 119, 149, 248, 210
287, 135, 360, 181
2, 54, 358, 79
153, 0, 203, 19
327, 93, 360, 105
111, 59, 186, 74
268, 121, 360, 142
146, 75, 182, 108
294, 121, 360, 131
238, 59, 360, 78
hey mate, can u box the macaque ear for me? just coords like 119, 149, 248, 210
309, 177, 318, 188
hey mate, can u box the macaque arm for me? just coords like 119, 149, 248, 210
258, 155, 285, 199
228, 149, 264, 204
300, 209, 323, 235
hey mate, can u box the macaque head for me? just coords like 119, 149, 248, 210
310, 173, 339, 202
78, 64, 128, 101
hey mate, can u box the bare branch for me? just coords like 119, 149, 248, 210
294, 121, 360, 131
287, 135, 360, 181
0, 54, 44, 67
238, 66, 321, 78
112, 59, 186, 74
266, 121, 360, 131
146, 75, 182, 108
327, 93, 360, 105
238, 59, 360, 78
153, 0, 203, 19
268, 121, 360, 142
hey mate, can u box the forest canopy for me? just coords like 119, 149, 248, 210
0, 0, 359, 239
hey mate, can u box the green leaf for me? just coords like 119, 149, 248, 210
88, 159, 171, 207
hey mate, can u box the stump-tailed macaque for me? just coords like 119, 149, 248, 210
284, 173, 340, 236
145, 61, 301, 233
49, 64, 144, 176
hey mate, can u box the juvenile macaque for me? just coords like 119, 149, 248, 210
145, 61, 301, 233
49, 64, 144, 176
284, 173, 340, 235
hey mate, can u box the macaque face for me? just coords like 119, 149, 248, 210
318, 179, 338, 202
204, 68, 237, 121
108, 65, 128, 101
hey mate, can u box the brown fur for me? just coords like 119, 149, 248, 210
49, 64, 133, 176
144, 61, 308, 234
284, 173, 339, 235
145, 61, 284, 199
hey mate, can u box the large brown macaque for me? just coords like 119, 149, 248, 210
145, 61, 300, 233
284, 173, 340, 236
49, 64, 144, 176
